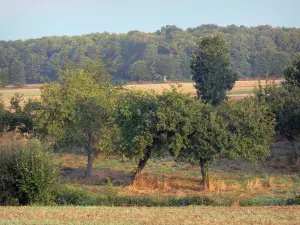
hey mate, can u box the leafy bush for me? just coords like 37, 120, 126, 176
239, 196, 287, 206
55, 185, 88, 205
0, 139, 59, 205
287, 194, 300, 205
85, 195, 219, 207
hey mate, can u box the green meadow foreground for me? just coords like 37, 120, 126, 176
0, 206, 299, 225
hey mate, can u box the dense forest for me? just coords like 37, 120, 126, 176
0, 24, 300, 86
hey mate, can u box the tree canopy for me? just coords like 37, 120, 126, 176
38, 61, 115, 177
176, 97, 275, 186
190, 34, 238, 104
0, 24, 299, 86
283, 57, 300, 87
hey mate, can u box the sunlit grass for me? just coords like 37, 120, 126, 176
0, 206, 299, 225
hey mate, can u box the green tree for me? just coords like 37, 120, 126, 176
9, 93, 24, 114
129, 60, 152, 81
283, 57, 300, 88
9, 60, 25, 86
0, 68, 9, 87
24, 54, 43, 83
190, 34, 238, 105
114, 90, 158, 182
114, 88, 196, 182
260, 85, 300, 164
179, 97, 275, 186
0, 46, 7, 70
154, 55, 176, 80
38, 65, 114, 177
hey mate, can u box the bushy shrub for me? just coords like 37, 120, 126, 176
55, 185, 88, 205
0, 139, 59, 205
287, 194, 300, 205
239, 196, 287, 206
88, 195, 218, 207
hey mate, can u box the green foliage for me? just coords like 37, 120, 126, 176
9, 60, 25, 87
114, 89, 157, 160
55, 185, 88, 206
114, 88, 197, 180
265, 86, 300, 138
154, 55, 176, 80
156, 88, 198, 157
218, 97, 275, 163
0, 139, 59, 205
129, 60, 152, 81
258, 82, 300, 163
0, 93, 4, 112
55, 190, 220, 206
1, 24, 297, 84
23, 98, 43, 115
9, 93, 24, 114
0, 93, 37, 133
239, 196, 288, 206
286, 194, 300, 205
0, 68, 9, 87
283, 57, 300, 87
38, 61, 115, 177
190, 34, 238, 105
251, 50, 291, 77
178, 97, 275, 185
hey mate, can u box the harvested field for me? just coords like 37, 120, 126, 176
127, 80, 283, 97
0, 80, 283, 108
0, 206, 299, 225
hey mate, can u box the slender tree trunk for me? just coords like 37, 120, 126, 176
168, 148, 175, 158
199, 158, 208, 189
131, 146, 152, 184
86, 152, 93, 178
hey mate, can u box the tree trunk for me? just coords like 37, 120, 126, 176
86, 152, 93, 178
131, 146, 152, 184
199, 158, 208, 189
168, 148, 175, 158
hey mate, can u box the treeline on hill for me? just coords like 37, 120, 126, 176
1, 24, 300, 86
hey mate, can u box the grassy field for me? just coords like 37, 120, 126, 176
1, 206, 299, 225
0, 80, 283, 108
1, 88, 41, 108
49, 138, 300, 207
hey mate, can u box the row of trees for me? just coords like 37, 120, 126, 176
1, 24, 300, 86
1, 34, 299, 187
32, 35, 275, 185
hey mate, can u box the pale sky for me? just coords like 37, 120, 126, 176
0, 0, 299, 40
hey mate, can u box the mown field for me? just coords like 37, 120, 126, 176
0, 80, 283, 108
1, 206, 300, 225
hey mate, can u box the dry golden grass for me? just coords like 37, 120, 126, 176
52, 139, 300, 200
126, 173, 241, 195
0, 206, 299, 225
1, 79, 283, 108
126, 80, 283, 97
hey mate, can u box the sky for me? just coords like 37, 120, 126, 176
0, 0, 299, 40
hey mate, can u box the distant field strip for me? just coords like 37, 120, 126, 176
0, 206, 299, 225
1, 80, 283, 107
127, 80, 283, 95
